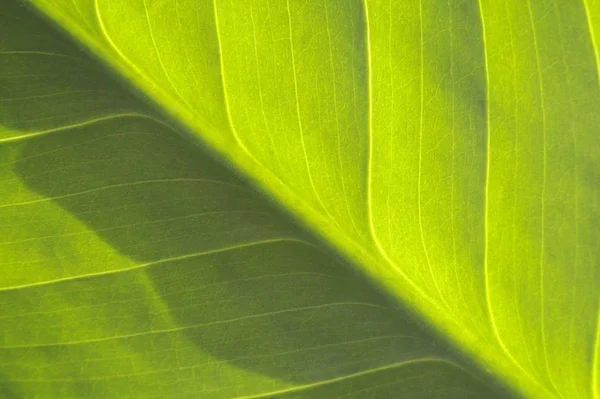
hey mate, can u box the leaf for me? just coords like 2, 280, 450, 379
0, 3, 505, 398
1, 0, 598, 398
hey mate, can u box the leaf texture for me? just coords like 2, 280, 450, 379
0, 3, 507, 398
1, 0, 599, 397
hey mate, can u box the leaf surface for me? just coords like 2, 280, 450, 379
0, 3, 506, 398
2, 0, 600, 398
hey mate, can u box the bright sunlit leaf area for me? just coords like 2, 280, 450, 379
0, 0, 598, 398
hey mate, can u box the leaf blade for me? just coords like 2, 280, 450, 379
10, 0, 600, 397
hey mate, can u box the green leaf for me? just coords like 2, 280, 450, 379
1, 0, 598, 398
0, 3, 503, 398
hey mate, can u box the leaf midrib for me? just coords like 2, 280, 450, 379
25, 2, 556, 398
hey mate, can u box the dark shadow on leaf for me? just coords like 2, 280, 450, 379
13, 119, 440, 383
10, 109, 505, 398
